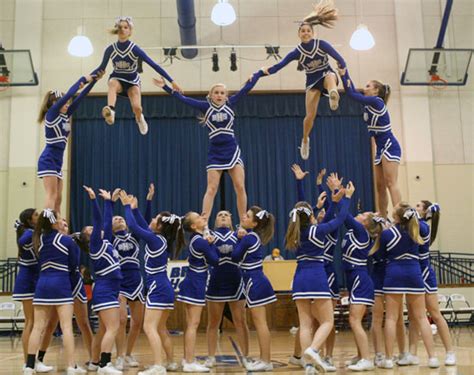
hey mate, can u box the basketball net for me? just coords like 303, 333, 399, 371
429, 74, 448, 90
0, 75, 10, 92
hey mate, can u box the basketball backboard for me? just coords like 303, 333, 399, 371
0, 49, 39, 86
400, 48, 472, 86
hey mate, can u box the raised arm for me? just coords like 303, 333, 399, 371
67, 238, 81, 273
291, 164, 309, 202
18, 230, 33, 248
317, 197, 350, 235
228, 71, 263, 106
145, 183, 155, 224
91, 45, 113, 75
344, 212, 368, 240
132, 207, 150, 230
134, 45, 174, 83
318, 40, 346, 69
158, 82, 209, 111
123, 204, 156, 244
67, 71, 104, 115
266, 48, 299, 75
340, 70, 384, 108
90, 198, 103, 248
103, 199, 114, 242
231, 235, 253, 263
46, 76, 88, 120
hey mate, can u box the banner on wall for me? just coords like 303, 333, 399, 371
167, 261, 189, 291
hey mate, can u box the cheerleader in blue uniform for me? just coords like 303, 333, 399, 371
24, 210, 84, 375
403, 202, 455, 366
204, 211, 250, 369
37, 72, 103, 214
102, 190, 144, 370
342, 208, 384, 372
262, 1, 345, 159
231, 207, 277, 372
338, 67, 401, 218
153, 73, 262, 225
119, 190, 183, 375
93, 16, 181, 135
286, 183, 352, 373
80, 187, 123, 375
59, 219, 94, 369
178, 211, 219, 373
376, 203, 439, 369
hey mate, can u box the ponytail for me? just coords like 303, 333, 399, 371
421, 200, 440, 245
371, 80, 391, 104
33, 209, 59, 254
395, 203, 423, 245
249, 206, 275, 245
302, 0, 338, 29
367, 213, 384, 255
285, 202, 313, 250
72, 230, 90, 254
158, 212, 185, 259
15, 208, 36, 257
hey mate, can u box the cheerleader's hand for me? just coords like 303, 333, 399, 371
316, 168, 326, 185
345, 181, 355, 198
153, 77, 165, 88
331, 188, 345, 203
131, 196, 138, 210
147, 183, 155, 201
171, 80, 183, 94
291, 164, 308, 180
316, 191, 327, 209
205, 235, 215, 244
237, 227, 247, 239
337, 67, 346, 76
92, 70, 105, 81
111, 188, 121, 202
119, 190, 133, 206
98, 189, 111, 200
83, 185, 96, 200
261, 67, 270, 75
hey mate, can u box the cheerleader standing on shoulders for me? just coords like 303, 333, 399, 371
286, 181, 353, 373
376, 203, 439, 369
119, 190, 183, 374
153, 72, 262, 226
231, 207, 277, 372
24, 209, 84, 375
37, 71, 103, 214
204, 211, 250, 369
104, 189, 144, 370
93, 16, 181, 134
338, 66, 401, 217
402, 202, 455, 366
178, 211, 220, 372
262, 0, 345, 159
79, 187, 123, 375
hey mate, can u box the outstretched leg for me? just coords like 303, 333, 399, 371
228, 164, 247, 224
201, 170, 223, 223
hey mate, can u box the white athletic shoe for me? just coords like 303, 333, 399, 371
304, 364, 318, 375
329, 89, 340, 111
125, 355, 139, 367
66, 366, 87, 374
165, 361, 179, 371
300, 137, 310, 160
182, 361, 210, 372
289, 326, 299, 335
303, 348, 327, 373
324, 357, 337, 372
344, 356, 361, 366
445, 351, 456, 366
102, 106, 115, 125
23, 368, 35, 375
242, 357, 253, 370
86, 362, 99, 371
289, 355, 304, 367
374, 353, 385, 368
136, 114, 149, 135
245, 360, 273, 372
203, 356, 216, 368
348, 358, 375, 372
428, 357, 440, 368
380, 359, 394, 369
35, 361, 53, 373
115, 357, 125, 371
138, 365, 167, 375
98, 363, 123, 374
398, 353, 419, 366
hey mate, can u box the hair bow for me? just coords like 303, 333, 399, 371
115, 16, 134, 27
162, 214, 181, 225
403, 208, 416, 221
373, 216, 385, 224
289, 207, 312, 222
51, 90, 63, 99
43, 208, 57, 224
13, 219, 22, 230
425, 203, 440, 219
256, 210, 269, 220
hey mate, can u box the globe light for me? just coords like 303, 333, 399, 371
68, 27, 93, 57
350, 24, 375, 51
211, 0, 236, 27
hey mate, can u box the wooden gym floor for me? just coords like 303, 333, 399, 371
0, 329, 473, 374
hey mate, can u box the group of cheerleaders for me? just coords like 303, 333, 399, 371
13, 1, 456, 374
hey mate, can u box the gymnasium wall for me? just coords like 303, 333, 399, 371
0, 0, 472, 258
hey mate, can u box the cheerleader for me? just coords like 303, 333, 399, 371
402, 202, 455, 366
37, 72, 103, 214
119, 191, 183, 375
376, 203, 439, 369
231, 207, 277, 372
103, 189, 144, 370
58, 220, 94, 369
286, 182, 352, 373
80, 186, 123, 374
153, 72, 262, 225
93, 16, 181, 135
262, 0, 345, 160
204, 211, 250, 368
178, 211, 220, 372
338, 67, 401, 217
342, 207, 384, 371
24, 209, 84, 375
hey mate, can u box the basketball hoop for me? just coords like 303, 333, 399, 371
0, 75, 10, 92
428, 74, 448, 90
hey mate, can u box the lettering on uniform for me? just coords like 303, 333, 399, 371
211, 112, 228, 122
218, 244, 233, 255
116, 61, 131, 70
117, 242, 135, 251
